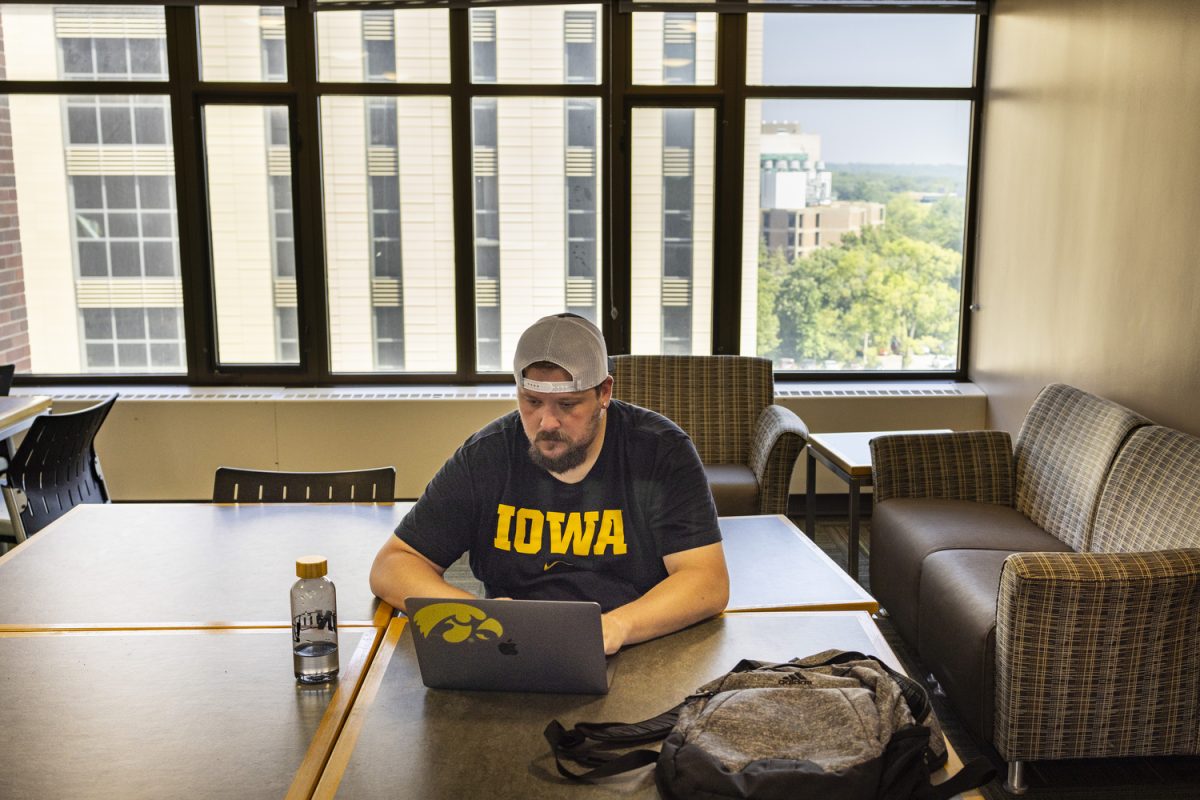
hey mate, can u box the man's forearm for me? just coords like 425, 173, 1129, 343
369, 548, 476, 613
602, 562, 728, 654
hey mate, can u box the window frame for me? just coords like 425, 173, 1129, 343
0, 0, 986, 386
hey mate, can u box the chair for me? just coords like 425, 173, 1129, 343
212, 466, 396, 503
610, 355, 808, 515
0, 394, 117, 544
0, 363, 14, 396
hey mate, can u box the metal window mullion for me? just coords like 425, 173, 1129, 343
449, 7, 479, 382
288, 4, 327, 384
712, 9, 745, 355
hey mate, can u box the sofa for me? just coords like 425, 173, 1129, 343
867, 384, 1200, 794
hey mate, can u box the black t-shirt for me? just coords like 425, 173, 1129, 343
395, 400, 721, 612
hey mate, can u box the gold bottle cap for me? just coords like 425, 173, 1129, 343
296, 555, 328, 579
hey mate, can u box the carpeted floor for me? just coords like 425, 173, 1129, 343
802, 516, 1200, 800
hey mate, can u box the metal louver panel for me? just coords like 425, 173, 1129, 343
66, 147, 174, 176
662, 147, 692, 177
566, 277, 595, 307
473, 146, 497, 177
55, 6, 164, 39
268, 146, 291, 176
273, 279, 298, 307
475, 277, 499, 307
75, 278, 182, 308
565, 146, 594, 177
371, 278, 403, 307
368, 146, 398, 176
661, 276, 691, 307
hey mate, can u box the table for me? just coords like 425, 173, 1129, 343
0, 627, 379, 800
314, 611, 981, 799
722, 514, 878, 612
805, 429, 950, 580
0, 502, 405, 630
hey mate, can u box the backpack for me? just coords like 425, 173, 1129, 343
544, 649, 995, 800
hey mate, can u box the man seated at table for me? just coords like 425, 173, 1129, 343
370, 313, 729, 655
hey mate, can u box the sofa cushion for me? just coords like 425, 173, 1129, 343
704, 463, 759, 517
1013, 384, 1149, 551
918, 549, 1014, 744
1090, 426, 1200, 553
870, 498, 1071, 645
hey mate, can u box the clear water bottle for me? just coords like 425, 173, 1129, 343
291, 555, 339, 684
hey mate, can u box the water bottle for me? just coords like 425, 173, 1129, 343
291, 555, 339, 684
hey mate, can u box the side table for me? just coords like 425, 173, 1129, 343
805, 429, 950, 580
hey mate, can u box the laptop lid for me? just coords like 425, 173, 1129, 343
405, 597, 612, 695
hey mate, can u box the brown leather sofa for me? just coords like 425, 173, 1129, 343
867, 384, 1200, 793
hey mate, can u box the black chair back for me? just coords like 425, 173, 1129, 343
212, 466, 396, 503
0, 364, 14, 396
3, 394, 117, 540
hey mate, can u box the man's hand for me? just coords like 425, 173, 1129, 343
601, 611, 633, 655
597, 542, 728, 654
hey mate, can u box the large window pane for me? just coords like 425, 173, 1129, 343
0, 5, 167, 81
203, 104, 298, 365
469, 6, 601, 85
320, 96, 456, 373
744, 99, 969, 371
629, 107, 715, 355
198, 5, 287, 83
316, 9, 449, 83
1, 92, 183, 374
632, 12, 717, 86
471, 97, 603, 372
746, 14, 975, 87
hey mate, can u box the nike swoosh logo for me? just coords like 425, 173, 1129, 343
543, 560, 573, 572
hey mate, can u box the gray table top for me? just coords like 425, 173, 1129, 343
318, 611, 900, 799
0, 627, 377, 800
0, 503, 406, 630
721, 514, 877, 612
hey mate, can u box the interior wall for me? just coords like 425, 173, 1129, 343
971, 0, 1200, 435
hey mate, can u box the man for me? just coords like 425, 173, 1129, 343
370, 313, 729, 654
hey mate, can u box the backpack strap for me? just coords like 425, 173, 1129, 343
916, 755, 996, 800
543, 704, 682, 782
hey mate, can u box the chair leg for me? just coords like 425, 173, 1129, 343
1, 486, 27, 544
1004, 761, 1028, 795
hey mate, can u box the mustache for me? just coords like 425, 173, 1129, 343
535, 432, 567, 443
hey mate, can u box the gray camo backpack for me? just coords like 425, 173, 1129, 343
544, 649, 994, 799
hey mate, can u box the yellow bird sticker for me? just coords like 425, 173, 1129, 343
411, 602, 504, 644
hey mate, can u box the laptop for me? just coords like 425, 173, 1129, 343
405, 597, 615, 694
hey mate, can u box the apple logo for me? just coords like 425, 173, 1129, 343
498, 639, 519, 656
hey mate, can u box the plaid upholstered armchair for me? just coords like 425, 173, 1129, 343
610, 355, 808, 516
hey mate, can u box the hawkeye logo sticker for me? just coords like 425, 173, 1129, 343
412, 602, 504, 644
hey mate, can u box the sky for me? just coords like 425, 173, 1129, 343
759, 14, 976, 165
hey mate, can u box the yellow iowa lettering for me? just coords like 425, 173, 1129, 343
593, 510, 627, 555
548, 511, 598, 556
514, 508, 544, 554
493, 504, 516, 550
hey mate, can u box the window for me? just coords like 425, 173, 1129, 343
0, 3, 982, 382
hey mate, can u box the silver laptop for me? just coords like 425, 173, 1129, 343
405, 597, 614, 694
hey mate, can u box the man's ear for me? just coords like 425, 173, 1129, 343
598, 376, 614, 408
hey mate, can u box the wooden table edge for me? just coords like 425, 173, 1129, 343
286, 625, 386, 800
312, 616, 408, 799
0, 618, 392, 633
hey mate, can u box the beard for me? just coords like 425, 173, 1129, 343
527, 404, 604, 474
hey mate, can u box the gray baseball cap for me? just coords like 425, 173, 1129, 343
513, 313, 609, 393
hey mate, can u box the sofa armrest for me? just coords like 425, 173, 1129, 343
748, 404, 809, 515
994, 549, 1200, 763
870, 431, 1014, 505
